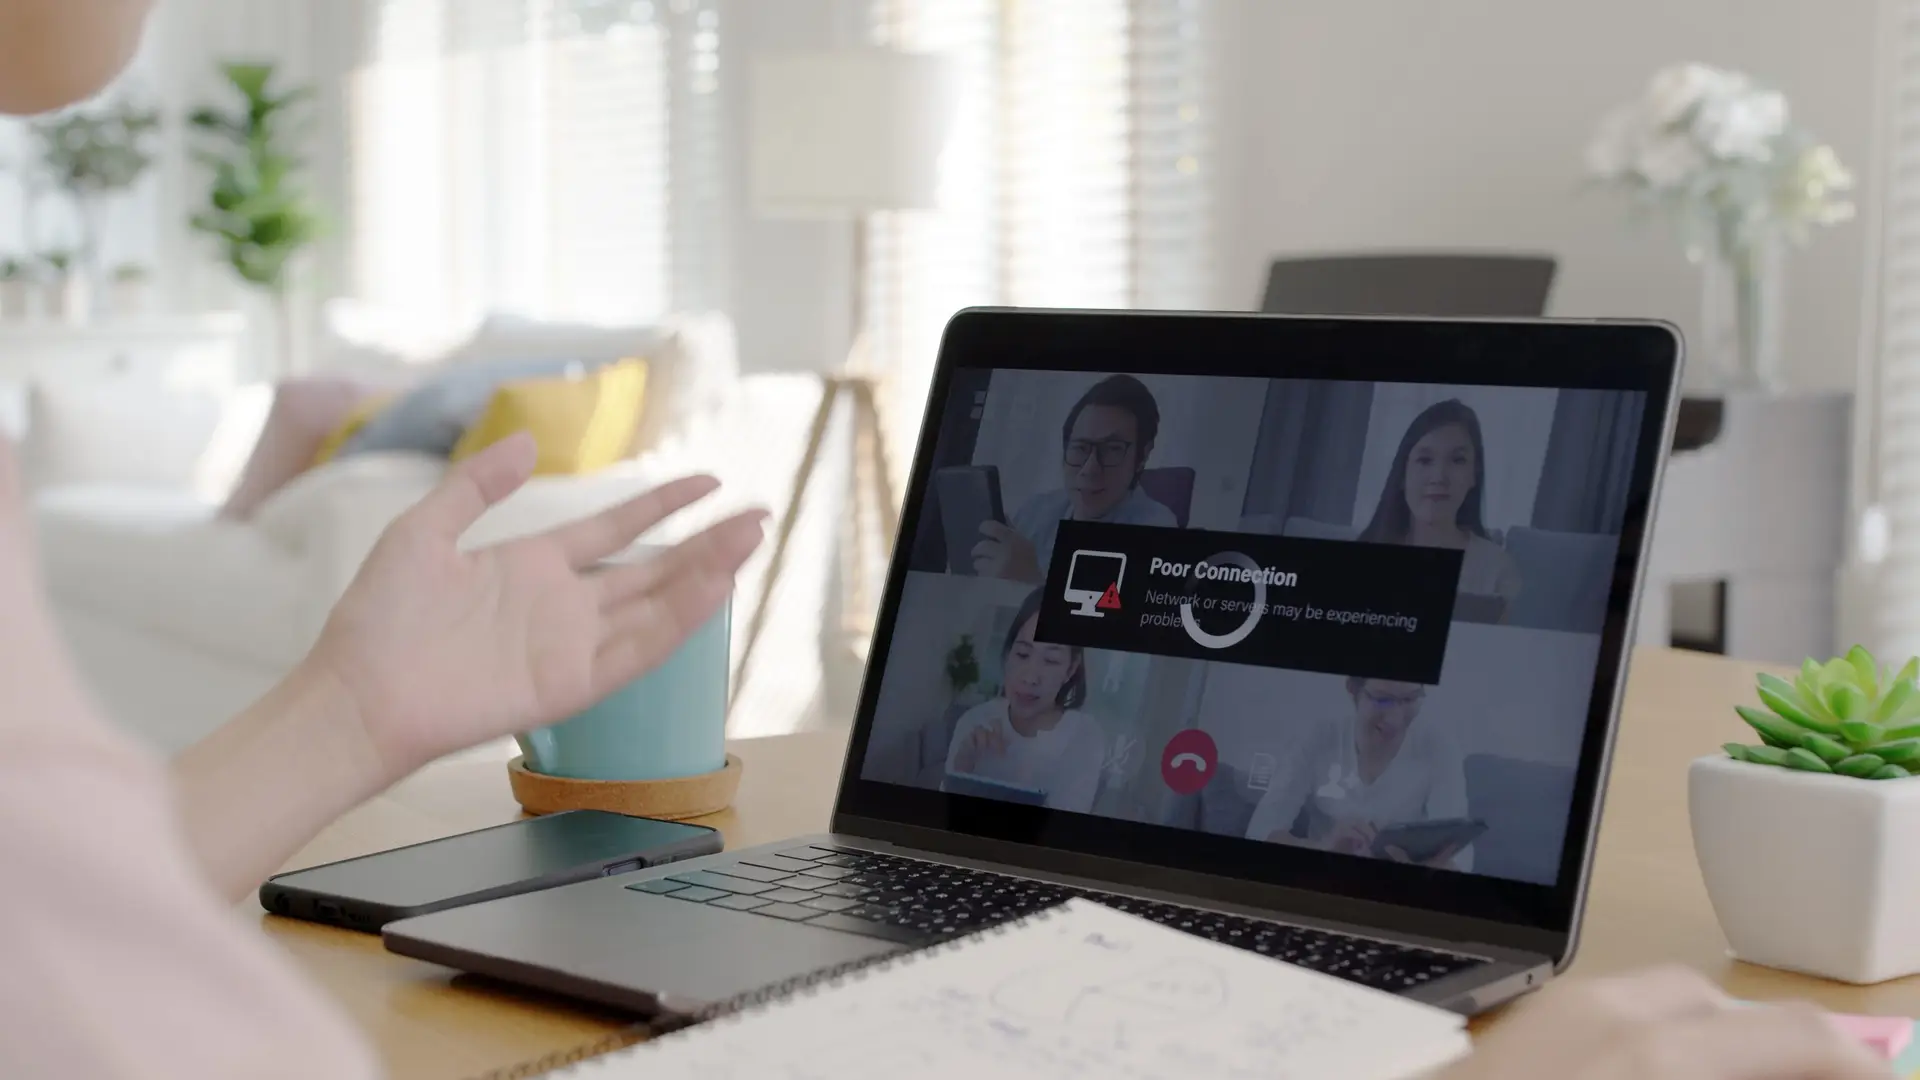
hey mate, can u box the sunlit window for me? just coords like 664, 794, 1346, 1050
867, 0, 1212, 488
349, 0, 721, 326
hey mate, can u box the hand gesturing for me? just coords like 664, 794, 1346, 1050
309, 433, 767, 779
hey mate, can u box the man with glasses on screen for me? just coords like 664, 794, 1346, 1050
973, 374, 1178, 584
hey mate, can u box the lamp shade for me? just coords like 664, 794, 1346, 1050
749, 48, 959, 218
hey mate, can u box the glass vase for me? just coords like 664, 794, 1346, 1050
1699, 237, 1786, 393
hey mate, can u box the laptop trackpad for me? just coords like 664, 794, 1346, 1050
387, 877, 904, 1010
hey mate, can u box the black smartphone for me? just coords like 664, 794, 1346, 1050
1370, 817, 1489, 864
934, 465, 1007, 575
260, 810, 722, 932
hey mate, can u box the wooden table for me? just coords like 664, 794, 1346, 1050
267, 647, 1920, 1080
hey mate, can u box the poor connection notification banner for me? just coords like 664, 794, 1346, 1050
1034, 521, 1462, 684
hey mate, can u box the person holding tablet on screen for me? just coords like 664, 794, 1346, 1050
1244, 677, 1473, 872
943, 589, 1106, 813
973, 375, 1176, 583
1359, 399, 1521, 620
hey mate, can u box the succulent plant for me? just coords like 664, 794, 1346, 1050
1725, 646, 1920, 779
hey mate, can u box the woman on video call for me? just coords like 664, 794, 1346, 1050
972, 374, 1177, 583
1359, 399, 1522, 619
1243, 677, 1472, 872
942, 589, 1106, 813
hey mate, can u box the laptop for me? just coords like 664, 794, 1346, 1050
383, 309, 1683, 1020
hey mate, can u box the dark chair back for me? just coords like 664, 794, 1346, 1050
1260, 253, 1557, 317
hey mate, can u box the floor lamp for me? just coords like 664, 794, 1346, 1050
731, 48, 957, 708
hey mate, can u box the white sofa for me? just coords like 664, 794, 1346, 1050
28, 316, 836, 752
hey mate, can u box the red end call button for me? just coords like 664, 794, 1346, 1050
1160, 729, 1219, 796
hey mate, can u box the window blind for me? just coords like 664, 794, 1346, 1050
1871, 0, 1920, 659
349, 0, 721, 327
866, 0, 1213, 487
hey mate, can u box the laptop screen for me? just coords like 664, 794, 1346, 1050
839, 311, 1677, 934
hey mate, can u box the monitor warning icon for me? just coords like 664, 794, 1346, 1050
1064, 549, 1127, 618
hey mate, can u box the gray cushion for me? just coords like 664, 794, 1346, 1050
338, 356, 609, 459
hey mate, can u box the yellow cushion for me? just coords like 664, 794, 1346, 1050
452, 358, 649, 475
311, 393, 396, 467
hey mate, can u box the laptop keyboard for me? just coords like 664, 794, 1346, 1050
625, 844, 1486, 994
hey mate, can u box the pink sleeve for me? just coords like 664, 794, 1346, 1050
0, 727, 380, 1080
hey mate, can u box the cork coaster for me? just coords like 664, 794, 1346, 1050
507, 755, 743, 820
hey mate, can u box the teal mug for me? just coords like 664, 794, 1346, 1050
515, 577, 731, 782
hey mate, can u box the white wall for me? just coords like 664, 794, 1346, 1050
5, 0, 861, 377
0, 0, 352, 377
1211, 0, 1878, 391
6, 1, 1879, 391
0, 11, 175, 275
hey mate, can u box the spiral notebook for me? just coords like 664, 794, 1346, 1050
482, 899, 1472, 1080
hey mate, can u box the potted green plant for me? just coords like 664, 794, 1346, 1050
38, 250, 86, 323
944, 634, 983, 708
188, 61, 326, 375
29, 94, 163, 301
0, 257, 34, 320
1690, 645, 1920, 983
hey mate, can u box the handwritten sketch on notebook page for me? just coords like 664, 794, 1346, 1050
567, 899, 1471, 1080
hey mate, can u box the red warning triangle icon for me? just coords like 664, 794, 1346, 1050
1097, 582, 1123, 611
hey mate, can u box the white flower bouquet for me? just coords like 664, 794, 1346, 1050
1588, 64, 1855, 389
1588, 63, 1853, 254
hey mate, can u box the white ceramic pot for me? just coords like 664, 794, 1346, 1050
45, 276, 90, 325
1690, 753, 1920, 983
0, 280, 30, 320
109, 280, 149, 317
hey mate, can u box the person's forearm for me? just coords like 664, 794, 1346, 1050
172, 663, 390, 902
0, 0, 153, 114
